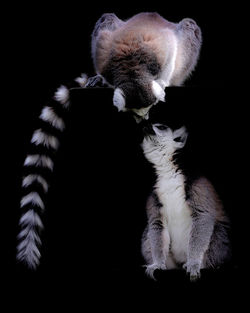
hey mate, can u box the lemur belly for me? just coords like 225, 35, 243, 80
156, 173, 192, 264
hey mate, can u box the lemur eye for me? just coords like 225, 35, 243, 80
174, 136, 182, 142
155, 125, 168, 131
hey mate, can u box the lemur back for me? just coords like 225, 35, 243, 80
141, 123, 231, 281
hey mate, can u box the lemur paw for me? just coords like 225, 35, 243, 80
183, 262, 201, 282
85, 75, 107, 87
144, 263, 166, 280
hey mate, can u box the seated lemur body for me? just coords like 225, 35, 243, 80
141, 124, 231, 281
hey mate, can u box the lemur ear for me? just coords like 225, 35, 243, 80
173, 126, 188, 149
113, 88, 126, 112
152, 81, 165, 102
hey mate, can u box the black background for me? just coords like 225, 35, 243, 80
2, 1, 248, 309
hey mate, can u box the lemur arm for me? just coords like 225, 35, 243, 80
186, 177, 218, 281
185, 211, 215, 281
145, 192, 169, 278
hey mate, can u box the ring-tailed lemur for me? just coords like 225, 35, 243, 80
88, 12, 202, 120
17, 12, 202, 269
141, 123, 231, 281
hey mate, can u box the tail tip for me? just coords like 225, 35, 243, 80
16, 252, 40, 270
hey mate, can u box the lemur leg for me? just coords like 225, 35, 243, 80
92, 13, 124, 39
90, 14, 125, 87
203, 222, 231, 269
184, 178, 224, 281
142, 221, 167, 279
91, 13, 124, 73
156, 37, 178, 88
184, 213, 215, 281
141, 226, 153, 264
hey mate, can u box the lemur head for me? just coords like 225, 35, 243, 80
142, 123, 188, 165
110, 45, 165, 120
113, 80, 165, 115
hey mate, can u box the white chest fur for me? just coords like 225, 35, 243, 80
156, 168, 192, 264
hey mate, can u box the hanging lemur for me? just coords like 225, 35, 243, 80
17, 12, 202, 270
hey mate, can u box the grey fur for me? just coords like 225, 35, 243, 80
187, 178, 231, 271
90, 12, 202, 118
142, 192, 177, 278
16, 75, 86, 269
141, 124, 231, 281
17, 209, 44, 269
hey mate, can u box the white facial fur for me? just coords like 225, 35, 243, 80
113, 88, 126, 112
151, 81, 166, 102
142, 124, 188, 166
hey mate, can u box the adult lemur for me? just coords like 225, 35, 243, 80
89, 12, 202, 120
17, 12, 202, 269
141, 123, 231, 281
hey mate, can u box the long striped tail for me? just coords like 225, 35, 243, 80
16, 73, 88, 269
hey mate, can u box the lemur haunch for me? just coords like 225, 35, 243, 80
141, 124, 231, 281
17, 12, 201, 269
89, 12, 202, 120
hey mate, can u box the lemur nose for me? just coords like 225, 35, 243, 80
142, 121, 154, 134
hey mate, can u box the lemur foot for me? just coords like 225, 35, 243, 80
144, 263, 166, 280
183, 262, 201, 282
85, 75, 108, 87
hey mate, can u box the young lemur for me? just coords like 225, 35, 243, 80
17, 12, 202, 269
141, 123, 231, 281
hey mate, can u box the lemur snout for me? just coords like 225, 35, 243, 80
142, 122, 154, 135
